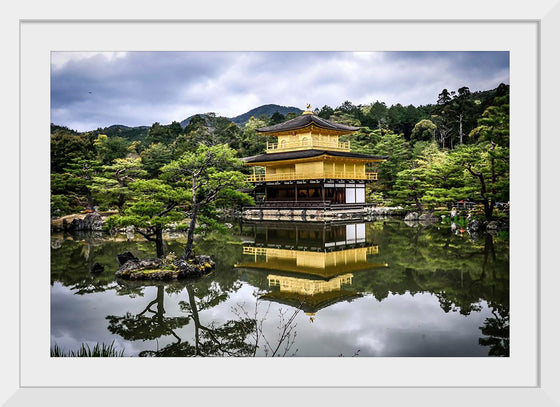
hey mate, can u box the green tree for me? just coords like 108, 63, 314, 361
453, 86, 474, 145
372, 131, 411, 190
392, 168, 429, 211
106, 179, 190, 257
168, 121, 183, 140
364, 101, 388, 130
160, 144, 252, 260
56, 158, 103, 210
51, 132, 96, 173
93, 134, 129, 164
269, 111, 285, 125
140, 143, 173, 177
241, 116, 268, 156
337, 100, 360, 116
432, 113, 453, 149
411, 119, 437, 144
448, 143, 509, 221
437, 88, 452, 105
469, 95, 509, 147
146, 122, 172, 145
92, 157, 147, 211
316, 105, 334, 119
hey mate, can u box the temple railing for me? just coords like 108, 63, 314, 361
243, 245, 379, 256
243, 201, 368, 210
266, 140, 350, 153
246, 171, 378, 182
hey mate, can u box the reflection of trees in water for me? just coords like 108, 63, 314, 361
141, 283, 257, 357
479, 304, 509, 356
53, 223, 509, 356
354, 222, 509, 317
106, 280, 299, 357
333, 222, 510, 356
106, 285, 189, 343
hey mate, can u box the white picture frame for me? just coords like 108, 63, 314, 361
4, 0, 558, 404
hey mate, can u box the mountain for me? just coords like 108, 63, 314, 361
97, 124, 150, 142
180, 104, 303, 128
228, 104, 303, 125
180, 114, 213, 129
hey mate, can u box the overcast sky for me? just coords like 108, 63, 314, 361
51, 51, 509, 132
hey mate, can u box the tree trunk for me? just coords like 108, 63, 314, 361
414, 195, 424, 212
116, 172, 126, 212
118, 193, 125, 212
186, 284, 201, 355
483, 200, 494, 221
459, 113, 464, 145
156, 285, 165, 325
183, 204, 199, 260
86, 188, 94, 210
155, 224, 164, 258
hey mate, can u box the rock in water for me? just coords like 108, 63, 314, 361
173, 255, 215, 278
90, 262, 104, 274
117, 251, 138, 266
404, 212, 419, 221
418, 213, 438, 222
83, 212, 105, 231
469, 220, 482, 231
67, 212, 105, 231
194, 255, 214, 267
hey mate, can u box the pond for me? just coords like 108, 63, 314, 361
51, 219, 509, 357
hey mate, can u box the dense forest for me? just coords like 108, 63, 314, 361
51, 83, 509, 224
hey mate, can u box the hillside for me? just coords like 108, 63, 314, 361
98, 124, 150, 142
227, 104, 303, 125
180, 104, 303, 128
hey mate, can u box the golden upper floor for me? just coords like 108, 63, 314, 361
245, 153, 381, 182
256, 110, 359, 154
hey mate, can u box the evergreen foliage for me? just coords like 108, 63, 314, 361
51, 84, 509, 222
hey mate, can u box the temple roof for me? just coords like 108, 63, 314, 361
260, 290, 362, 314
256, 113, 360, 134
242, 149, 388, 164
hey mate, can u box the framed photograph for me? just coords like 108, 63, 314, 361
5, 0, 558, 405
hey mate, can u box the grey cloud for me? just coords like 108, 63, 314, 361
51, 51, 509, 132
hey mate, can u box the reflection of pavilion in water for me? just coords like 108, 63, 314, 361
235, 222, 388, 318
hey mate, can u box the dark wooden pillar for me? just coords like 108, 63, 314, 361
295, 184, 298, 202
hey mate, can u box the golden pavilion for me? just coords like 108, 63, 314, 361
235, 222, 388, 316
242, 106, 387, 221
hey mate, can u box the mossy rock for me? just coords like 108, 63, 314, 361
116, 254, 214, 281
122, 269, 180, 280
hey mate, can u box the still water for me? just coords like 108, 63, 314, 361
51, 220, 509, 357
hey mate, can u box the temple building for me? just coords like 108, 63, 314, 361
242, 106, 387, 221
235, 222, 388, 319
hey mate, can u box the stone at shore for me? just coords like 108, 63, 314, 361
173, 255, 215, 279
418, 213, 439, 221
404, 212, 419, 221
115, 257, 168, 279
117, 251, 138, 266
90, 262, 104, 274
67, 212, 105, 231
468, 220, 482, 231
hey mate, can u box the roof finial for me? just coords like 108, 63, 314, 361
303, 103, 313, 115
